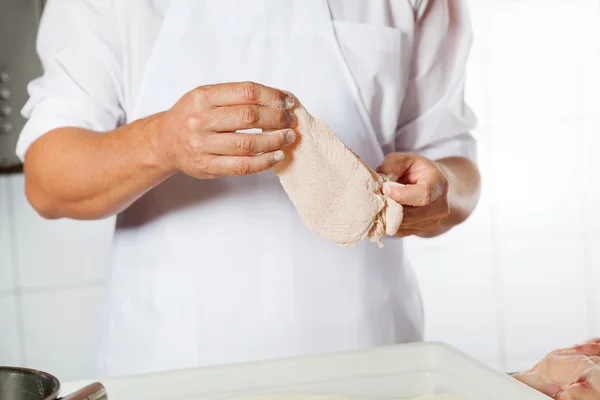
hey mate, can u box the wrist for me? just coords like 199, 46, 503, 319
135, 111, 177, 176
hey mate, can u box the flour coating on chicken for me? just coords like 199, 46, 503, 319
274, 100, 403, 247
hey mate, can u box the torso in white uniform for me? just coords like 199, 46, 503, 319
18, 0, 477, 378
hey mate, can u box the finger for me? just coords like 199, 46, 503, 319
401, 201, 450, 225
206, 105, 297, 132
393, 228, 423, 238
400, 208, 435, 226
202, 129, 296, 156
203, 82, 295, 109
396, 220, 441, 236
207, 150, 285, 176
383, 181, 443, 207
376, 153, 413, 178
400, 215, 442, 229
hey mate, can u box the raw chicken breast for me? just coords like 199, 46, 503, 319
274, 97, 403, 247
512, 339, 600, 399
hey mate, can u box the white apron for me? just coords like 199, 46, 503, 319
98, 0, 424, 377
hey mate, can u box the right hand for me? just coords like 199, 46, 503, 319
152, 81, 298, 179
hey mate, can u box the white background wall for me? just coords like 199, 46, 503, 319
1, 0, 600, 382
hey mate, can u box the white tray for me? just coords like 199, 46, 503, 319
60, 342, 551, 400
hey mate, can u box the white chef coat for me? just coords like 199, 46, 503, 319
17, 0, 477, 377
17, 0, 476, 162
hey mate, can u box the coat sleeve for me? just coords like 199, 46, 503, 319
395, 0, 477, 162
16, 0, 125, 161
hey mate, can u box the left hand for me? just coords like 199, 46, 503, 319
376, 153, 450, 238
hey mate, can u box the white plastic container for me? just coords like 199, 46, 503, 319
60, 342, 551, 399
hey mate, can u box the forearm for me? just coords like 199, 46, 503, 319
420, 156, 481, 238
24, 112, 173, 220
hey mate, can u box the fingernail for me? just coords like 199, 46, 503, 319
273, 150, 285, 162
285, 95, 295, 109
283, 129, 296, 145
382, 182, 392, 196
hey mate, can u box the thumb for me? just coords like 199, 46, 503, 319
383, 181, 440, 207
376, 153, 412, 179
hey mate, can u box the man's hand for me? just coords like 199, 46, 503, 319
23, 81, 299, 220
153, 81, 298, 179
377, 153, 450, 238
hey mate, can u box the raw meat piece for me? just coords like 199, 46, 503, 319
512, 339, 600, 399
274, 97, 403, 247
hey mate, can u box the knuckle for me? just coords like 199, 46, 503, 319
239, 81, 259, 102
388, 153, 404, 163
193, 156, 213, 173
386, 153, 400, 162
190, 113, 213, 132
233, 160, 252, 175
184, 133, 206, 154
186, 116, 204, 132
190, 87, 208, 105
236, 136, 256, 154
240, 106, 259, 125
